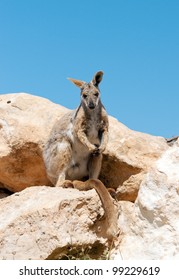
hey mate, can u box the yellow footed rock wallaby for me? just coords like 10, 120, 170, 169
43, 71, 118, 239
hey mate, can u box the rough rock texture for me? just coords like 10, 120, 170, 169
0, 93, 168, 201
0, 92, 177, 260
0, 186, 109, 260
112, 143, 179, 259
101, 117, 168, 201
0, 93, 68, 191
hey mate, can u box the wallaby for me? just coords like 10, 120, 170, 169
44, 71, 118, 238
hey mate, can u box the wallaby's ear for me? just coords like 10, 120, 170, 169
92, 71, 104, 87
67, 78, 85, 88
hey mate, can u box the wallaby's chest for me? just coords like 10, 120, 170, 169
86, 118, 100, 144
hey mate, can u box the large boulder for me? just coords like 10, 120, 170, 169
0, 93, 68, 191
0, 186, 109, 260
112, 143, 179, 259
101, 117, 168, 201
0, 93, 168, 200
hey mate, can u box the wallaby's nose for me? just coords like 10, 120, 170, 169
88, 101, 95, 109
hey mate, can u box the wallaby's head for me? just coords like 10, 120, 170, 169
68, 71, 103, 110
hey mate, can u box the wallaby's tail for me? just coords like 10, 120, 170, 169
73, 179, 119, 239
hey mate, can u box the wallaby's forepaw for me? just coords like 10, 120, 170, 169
92, 150, 100, 157
61, 180, 74, 188
91, 146, 101, 156
98, 145, 106, 154
88, 144, 98, 154
91, 145, 105, 156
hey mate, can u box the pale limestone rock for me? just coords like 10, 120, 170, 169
0, 186, 107, 260
0, 93, 68, 192
0, 93, 177, 260
113, 143, 179, 259
0, 93, 168, 201
101, 116, 168, 200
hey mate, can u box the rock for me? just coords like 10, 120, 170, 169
0, 186, 110, 260
0, 93, 68, 192
0, 93, 168, 201
0, 93, 177, 260
112, 143, 179, 259
100, 116, 168, 201
114, 172, 145, 202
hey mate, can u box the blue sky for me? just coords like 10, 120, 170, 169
0, 0, 178, 138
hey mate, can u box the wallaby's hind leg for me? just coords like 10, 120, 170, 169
88, 154, 102, 179
45, 141, 72, 187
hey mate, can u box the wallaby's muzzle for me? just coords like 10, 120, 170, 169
88, 101, 95, 109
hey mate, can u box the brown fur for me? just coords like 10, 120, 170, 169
43, 71, 118, 239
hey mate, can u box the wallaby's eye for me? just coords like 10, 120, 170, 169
83, 94, 87, 99
94, 92, 99, 97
